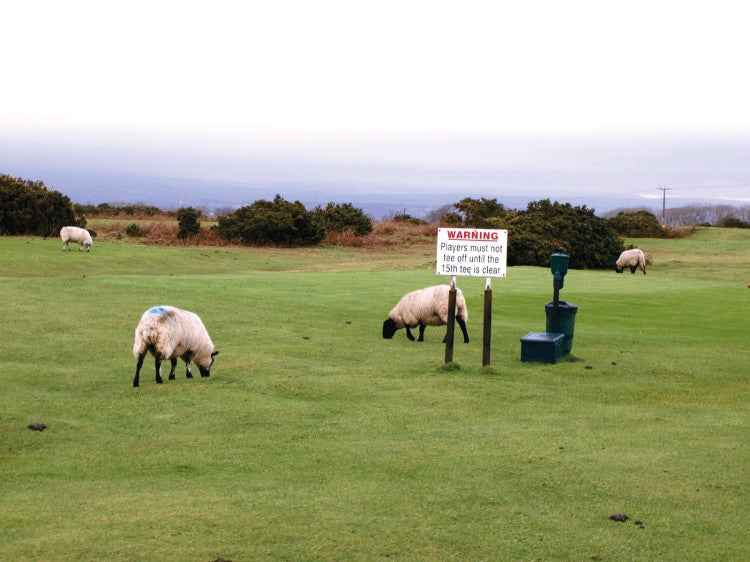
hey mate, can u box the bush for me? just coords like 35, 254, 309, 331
508, 200, 624, 268
391, 213, 427, 225
454, 197, 507, 228
217, 195, 324, 246
606, 210, 666, 237
176, 207, 201, 239
461, 199, 624, 269
312, 202, 373, 236
717, 217, 750, 229
0, 174, 80, 236
125, 223, 143, 237
439, 212, 463, 226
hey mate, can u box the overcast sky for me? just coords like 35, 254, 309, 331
2, 0, 750, 205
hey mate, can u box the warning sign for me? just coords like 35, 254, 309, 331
436, 228, 508, 277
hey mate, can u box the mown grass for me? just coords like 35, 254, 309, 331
1, 229, 748, 561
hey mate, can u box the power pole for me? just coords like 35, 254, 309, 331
656, 186, 672, 225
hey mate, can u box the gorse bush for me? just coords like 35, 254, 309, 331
454, 197, 507, 228
217, 195, 324, 246
176, 207, 201, 239
391, 213, 427, 225
125, 223, 143, 237
455, 197, 624, 269
504, 200, 624, 269
312, 202, 373, 236
717, 217, 749, 229
606, 210, 666, 238
0, 174, 81, 236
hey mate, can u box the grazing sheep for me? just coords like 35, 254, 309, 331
60, 226, 93, 251
132, 306, 218, 387
382, 285, 469, 343
616, 248, 647, 274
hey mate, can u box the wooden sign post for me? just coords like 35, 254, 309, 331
444, 275, 457, 364
483, 277, 492, 366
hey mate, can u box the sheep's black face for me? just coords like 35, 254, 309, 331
199, 350, 219, 377
382, 319, 398, 339
615, 266, 623, 273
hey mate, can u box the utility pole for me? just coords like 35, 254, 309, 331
656, 186, 672, 225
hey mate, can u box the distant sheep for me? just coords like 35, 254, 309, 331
132, 306, 218, 387
60, 226, 93, 252
383, 285, 469, 343
616, 248, 646, 274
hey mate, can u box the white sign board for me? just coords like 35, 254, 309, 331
436, 228, 508, 277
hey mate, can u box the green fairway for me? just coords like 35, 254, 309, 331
1, 229, 748, 561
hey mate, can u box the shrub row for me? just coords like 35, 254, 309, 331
0, 175, 82, 236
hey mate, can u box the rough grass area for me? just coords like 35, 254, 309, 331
87, 215, 439, 249
1, 228, 748, 561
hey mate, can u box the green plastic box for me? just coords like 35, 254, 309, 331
520, 332, 565, 363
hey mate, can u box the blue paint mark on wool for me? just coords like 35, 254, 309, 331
147, 306, 167, 315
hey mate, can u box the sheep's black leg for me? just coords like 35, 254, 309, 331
405, 326, 416, 341
168, 357, 177, 380
417, 323, 426, 342
456, 317, 470, 343
133, 353, 145, 387
630, 265, 636, 274
154, 356, 163, 384
180, 351, 194, 378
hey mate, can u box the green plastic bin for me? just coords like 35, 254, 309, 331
545, 301, 578, 354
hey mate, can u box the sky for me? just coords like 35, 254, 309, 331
2, 0, 750, 213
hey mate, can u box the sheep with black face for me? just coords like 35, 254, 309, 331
383, 285, 469, 343
60, 226, 93, 251
616, 248, 647, 274
132, 306, 218, 387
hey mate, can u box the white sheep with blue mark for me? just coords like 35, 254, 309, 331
616, 248, 647, 274
132, 306, 218, 387
60, 226, 93, 251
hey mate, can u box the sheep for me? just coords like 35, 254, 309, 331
615, 248, 647, 274
382, 284, 469, 343
60, 226, 93, 251
132, 305, 218, 387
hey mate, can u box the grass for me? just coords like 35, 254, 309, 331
1, 228, 748, 560
632, 226, 750, 280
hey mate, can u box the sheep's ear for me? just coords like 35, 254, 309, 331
211, 351, 219, 357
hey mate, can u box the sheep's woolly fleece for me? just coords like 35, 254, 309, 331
616, 248, 646, 273
133, 306, 215, 368
388, 285, 468, 328
60, 226, 93, 251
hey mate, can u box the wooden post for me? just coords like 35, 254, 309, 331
482, 277, 492, 366
444, 275, 457, 363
